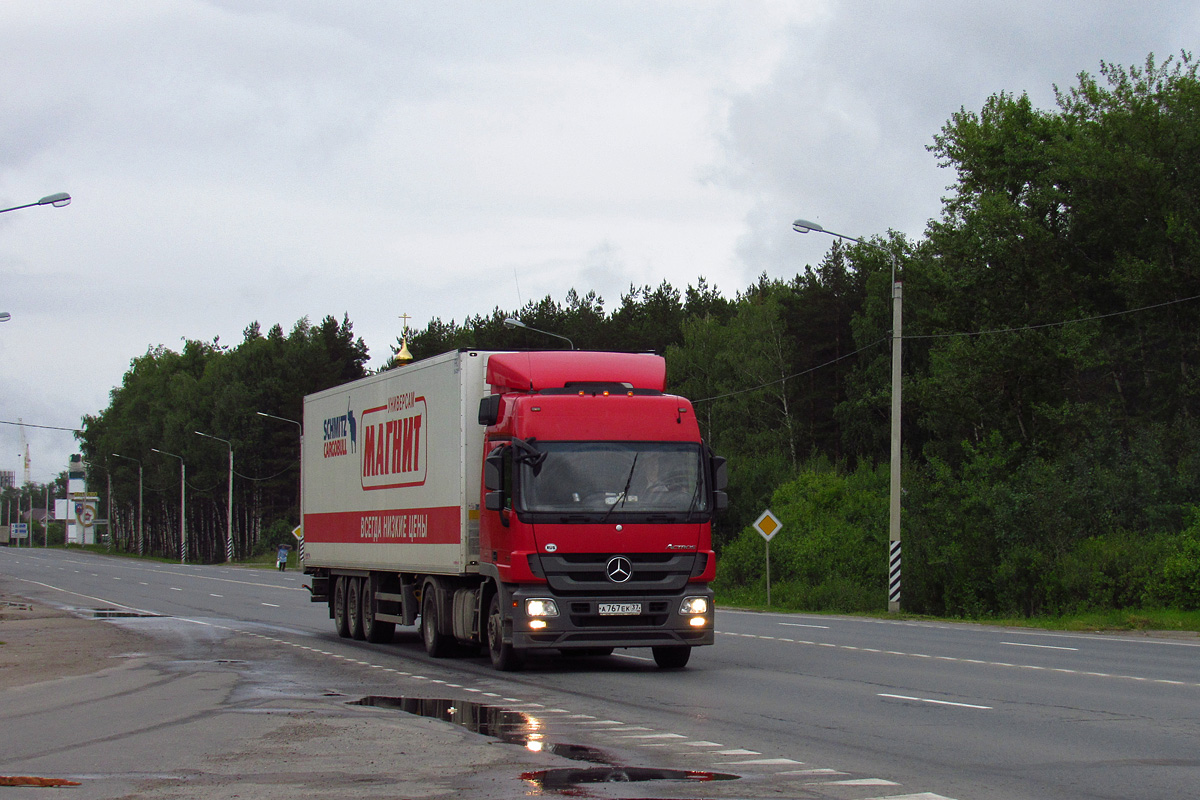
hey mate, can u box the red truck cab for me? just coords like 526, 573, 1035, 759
477, 351, 725, 669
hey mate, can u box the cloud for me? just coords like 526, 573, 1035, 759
1, 0, 1198, 481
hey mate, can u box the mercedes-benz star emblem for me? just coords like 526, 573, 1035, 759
605, 556, 633, 583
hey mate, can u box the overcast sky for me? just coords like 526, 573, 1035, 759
2, 0, 1196, 483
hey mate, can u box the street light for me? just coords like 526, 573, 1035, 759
194, 431, 235, 562
0, 192, 71, 324
0, 192, 71, 214
111, 453, 144, 556
257, 411, 304, 561
503, 317, 574, 350
151, 447, 187, 564
793, 217, 903, 613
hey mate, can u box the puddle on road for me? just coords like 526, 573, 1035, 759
351, 695, 741, 795
82, 607, 161, 619
521, 766, 740, 789
350, 696, 613, 764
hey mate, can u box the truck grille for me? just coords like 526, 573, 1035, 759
535, 553, 699, 595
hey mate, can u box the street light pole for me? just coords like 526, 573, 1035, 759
151, 448, 187, 563
503, 317, 575, 350
0, 192, 71, 215
0, 192, 71, 324
256, 411, 303, 561
195, 432, 234, 562
793, 218, 903, 613
111, 453, 144, 556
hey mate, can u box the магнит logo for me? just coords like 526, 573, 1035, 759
360, 392, 428, 490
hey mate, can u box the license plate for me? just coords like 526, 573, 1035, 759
598, 603, 642, 615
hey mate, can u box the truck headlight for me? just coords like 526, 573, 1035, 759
525, 598, 559, 617
679, 596, 709, 615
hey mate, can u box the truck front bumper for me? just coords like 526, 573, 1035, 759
508, 586, 715, 651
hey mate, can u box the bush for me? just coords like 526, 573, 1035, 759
714, 459, 887, 612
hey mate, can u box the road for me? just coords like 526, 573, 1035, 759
2, 547, 1198, 799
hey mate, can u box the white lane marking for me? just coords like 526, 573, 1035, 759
615, 733, 686, 740
613, 652, 654, 661
717, 757, 803, 766
879, 693, 991, 710
821, 778, 899, 786
780, 768, 846, 776
1002, 641, 1079, 651
170, 587, 182, 591
718, 631, 1200, 687
780, 622, 831, 629
261, 602, 279, 608
210, 593, 223, 598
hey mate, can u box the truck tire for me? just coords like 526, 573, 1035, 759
486, 593, 523, 671
361, 579, 395, 643
652, 645, 691, 669
333, 576, 351, 638
421, 590, 454, 657
347, 577, 365, 640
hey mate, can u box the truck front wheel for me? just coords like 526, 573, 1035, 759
652, 645, 691, 669
486, 593, 522, 672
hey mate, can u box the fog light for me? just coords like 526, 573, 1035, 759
679, 596, 709, 615
525, 598, 559, 617
529, 619, 548, 630
689, 616, 707, 627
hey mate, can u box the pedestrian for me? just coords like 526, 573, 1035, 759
276, 544, 289, 571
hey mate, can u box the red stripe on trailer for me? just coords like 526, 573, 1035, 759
304, 506, 461, 545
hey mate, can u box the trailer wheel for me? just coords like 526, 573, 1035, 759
486, 593, 523, 671
421, 590, 454, 657
347, 578, 365, 640
361, 579, 395, 643
333, 576, 351, 638
651, 645, 691, 669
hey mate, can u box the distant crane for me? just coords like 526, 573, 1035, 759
18, 419, 30, 485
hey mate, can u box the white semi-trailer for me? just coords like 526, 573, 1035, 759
302, 349, 726, 670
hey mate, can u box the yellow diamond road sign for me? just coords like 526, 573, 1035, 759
753, 509, 782, 542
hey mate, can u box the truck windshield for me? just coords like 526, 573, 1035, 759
518, 442, 708, 517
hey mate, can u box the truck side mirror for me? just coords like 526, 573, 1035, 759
713, 491, 728, 511
485, 491, 504, 511
711, 456, 728, 491
478, 395, 501, 426
484, 449, 504, 491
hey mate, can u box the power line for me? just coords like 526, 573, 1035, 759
906, 292, 1200, 340
693, 337, 889, 404
0, 419, 81, 432
690, 291, 1200, 405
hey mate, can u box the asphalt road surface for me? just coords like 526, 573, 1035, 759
2, 547, 1198, 800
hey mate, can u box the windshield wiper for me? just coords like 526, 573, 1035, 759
602, 453, 639, 522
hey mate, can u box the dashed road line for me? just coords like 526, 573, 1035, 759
879, 693, 991, 710
1002, 641, 1078, 651
719, 630, 1200, 688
